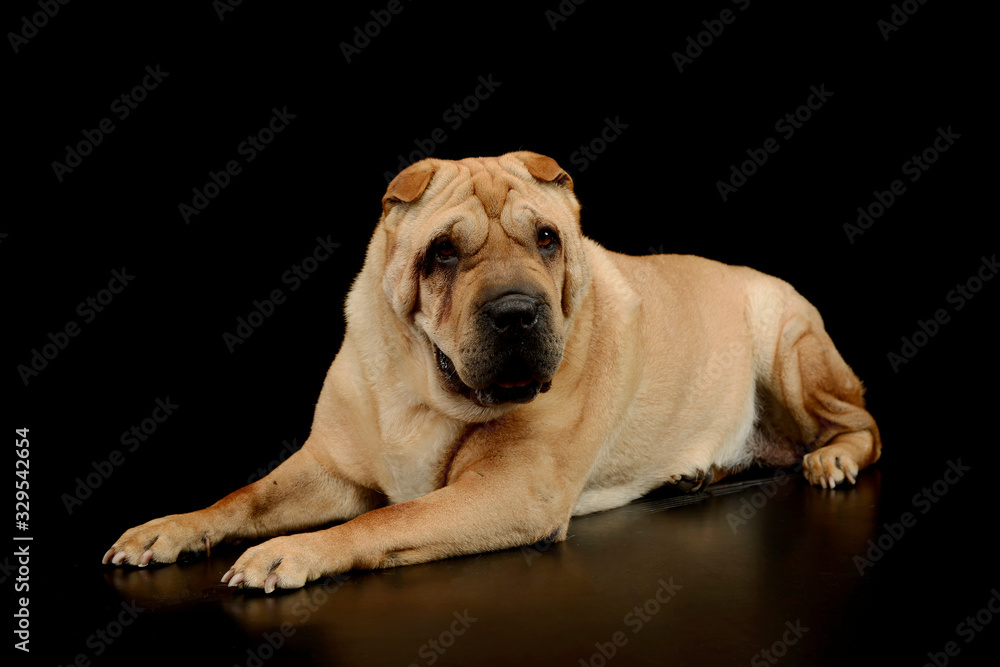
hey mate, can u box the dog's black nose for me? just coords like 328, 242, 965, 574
484, 294, 539, 334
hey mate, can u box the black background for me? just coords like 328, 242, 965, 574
6, 1, 996, 665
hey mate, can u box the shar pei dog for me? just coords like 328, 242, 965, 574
103, 151, 881, 592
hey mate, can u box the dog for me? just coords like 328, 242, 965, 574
103, 151, 881, 592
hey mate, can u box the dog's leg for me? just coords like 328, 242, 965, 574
102, 446, 380, 567
767, 299, 882, 489
222, 429, 577, 592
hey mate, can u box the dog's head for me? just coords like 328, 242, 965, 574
376, 152, 590, 418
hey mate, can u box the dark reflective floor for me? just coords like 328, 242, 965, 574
41, 446, 997, 667
81, 470, 891, 666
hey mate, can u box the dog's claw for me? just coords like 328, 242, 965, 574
675, 467, 715, 493
102, 548, 114, 565
228, 571, 245, 588
835, 456, 856, 485
265, 574, 279, 594
221, 567, 235, 584
138, 549, 154, 567
112, 551, 127, 565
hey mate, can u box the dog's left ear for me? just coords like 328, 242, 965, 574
510, 152, 574, 190
382, 161, 435, 216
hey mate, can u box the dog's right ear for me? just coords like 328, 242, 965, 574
382, 161, 435, 216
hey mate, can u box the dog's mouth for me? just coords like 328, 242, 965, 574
435, 346, 551, 406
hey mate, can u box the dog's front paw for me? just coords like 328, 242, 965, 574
103, 514, 212, 567
803, 443, 860, 489
221, 535, 325, 594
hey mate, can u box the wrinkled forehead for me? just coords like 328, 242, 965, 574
409, 159, 551, 251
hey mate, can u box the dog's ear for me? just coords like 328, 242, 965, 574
378, 161, 435, 319
511, 151, 574, 190
382, 162, 435, 215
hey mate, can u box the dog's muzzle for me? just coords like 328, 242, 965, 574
436, 293, 561, 406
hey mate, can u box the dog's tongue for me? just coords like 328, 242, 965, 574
496, 378, 533, 389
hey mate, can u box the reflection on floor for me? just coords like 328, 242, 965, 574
101, 468, 882, 666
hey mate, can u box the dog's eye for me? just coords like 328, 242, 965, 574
433, 239, 458, 263
537, 229, 558, 252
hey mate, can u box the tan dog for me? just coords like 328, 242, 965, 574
103, 152, 881, 592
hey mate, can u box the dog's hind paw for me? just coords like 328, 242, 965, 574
803, 443, 860, 489
672, 468, 715, 493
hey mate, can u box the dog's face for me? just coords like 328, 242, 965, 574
377, 152, 590, 418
